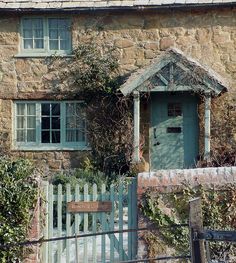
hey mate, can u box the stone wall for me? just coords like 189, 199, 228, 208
0, 8, 236, 169
13, 151, 89, 173
137, 166, 236, 258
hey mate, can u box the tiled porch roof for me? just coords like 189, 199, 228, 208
0, 0, 236, 11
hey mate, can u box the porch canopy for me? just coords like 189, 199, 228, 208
120, 48, 228, 162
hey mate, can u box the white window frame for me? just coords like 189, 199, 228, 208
13, 101, 89, 151
19, 17, 72, 57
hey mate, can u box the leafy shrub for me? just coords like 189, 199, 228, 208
51, 168, 116, 193
0, 158, 38, 262
141, 184, 236, 261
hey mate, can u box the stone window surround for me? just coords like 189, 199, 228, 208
12, 100, 89, 151
19, 16, 72, 57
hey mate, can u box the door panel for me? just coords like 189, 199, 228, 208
150, 92, 199, 170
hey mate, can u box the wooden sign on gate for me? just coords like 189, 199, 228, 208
67, 201, 112, 213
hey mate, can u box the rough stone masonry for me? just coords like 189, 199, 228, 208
0, 8, 236, 170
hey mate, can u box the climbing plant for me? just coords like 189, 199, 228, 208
48, 43, 134, 175
141, 184, 236, 261
0, 158, 38, 262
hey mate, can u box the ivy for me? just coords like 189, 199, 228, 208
141, 184, 236, 261
50, 43, 134, 175
0, 158, 38, 262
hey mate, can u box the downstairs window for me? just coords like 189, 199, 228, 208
13, 101, 87, 150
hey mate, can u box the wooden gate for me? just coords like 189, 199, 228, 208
41, 178, 137, 263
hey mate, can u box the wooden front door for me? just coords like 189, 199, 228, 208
150, 92, 199, 170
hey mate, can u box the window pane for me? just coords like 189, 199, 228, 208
17, 130, 25, 142
66, 116, 74, 129
49, 29, 58, 39
60, 30, 67, 39
66, 103, 75, 115
27, 104, 36, 115
34, 29, 43, 38
27, 130, 36, 142
17, 104, 25, 115
49, 40, 58, 50
76, 117, 86, 129
65, 103, 86, 142
66, 130, 85, 142
23, 29, 32, 38
34, 39, 44, 49
49, 18, 58, 28
42, 117, 50, 129
52, 117, 60, 129
76, 130, 85, 141
49, 18, 70, 51
42, 131, 50, 143
60, 40, 69, 50
52, 131, 60, 143
22, 19, 32, 29
22, 18, 44, 50
16, 103, 37, 144
17, 117, 25, 128
66, 130, 73, 142
42, 104, 50, 115
24, 39, 33, 49
52, 104, 60, 115
168, 103, 182, 117
33, 19, 43, 29
59, 19, 69, 29
27, 117, 36, 128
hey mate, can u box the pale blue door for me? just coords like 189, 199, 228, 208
150, 92, 199, 170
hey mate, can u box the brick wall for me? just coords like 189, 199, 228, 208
137, 166, 236, 258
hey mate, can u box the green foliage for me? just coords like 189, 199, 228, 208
50, 43, 134, 175
0, 158, 38, 262
141, 184, 236, 260
73, 43, 119, 96
51, 168, 110, 193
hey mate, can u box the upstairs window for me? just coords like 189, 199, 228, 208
14, 101, 87, 150
21, 17, 71, 56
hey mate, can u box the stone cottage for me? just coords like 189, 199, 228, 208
0, 0, 235, 171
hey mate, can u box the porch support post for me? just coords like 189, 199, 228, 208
133, 91, 140, 163
204, 94, 211, 161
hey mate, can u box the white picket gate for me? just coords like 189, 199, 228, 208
41, 178, 137, 263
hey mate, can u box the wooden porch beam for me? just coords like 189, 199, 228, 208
133, 91, 140, 163
204, 94, 211, 161
156, 73, 169, 85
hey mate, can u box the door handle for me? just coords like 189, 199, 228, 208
154, 142, 160, 146
154, 128, 157, 139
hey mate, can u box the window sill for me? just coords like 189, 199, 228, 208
14, 53, 74, 58
12, 145, 91, 151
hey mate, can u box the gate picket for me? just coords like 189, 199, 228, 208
92, 184, 97, 263
84, 184, 89, 263
66, 184, 72, 263
110, 184, 115, 262
57, 184, 62, 263
42, 178, 137, 263
75, 184, 81, 263
48, 183, 53, 263
131, 178, 138, 258
101, 184, 106, 262
128, 181, 132, 259
118, 183, 124, 261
